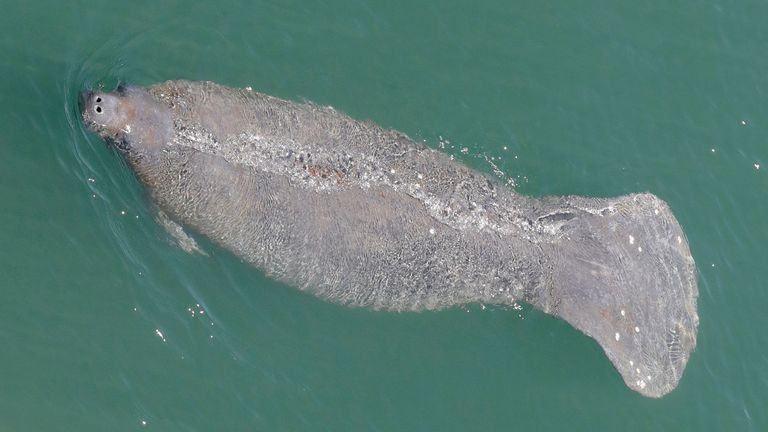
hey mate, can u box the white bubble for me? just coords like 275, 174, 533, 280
615, 332, 620, 341
629, 235, 635, 245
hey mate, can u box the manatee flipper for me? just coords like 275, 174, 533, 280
531, 192, 698, 397
156, 210, 208, 256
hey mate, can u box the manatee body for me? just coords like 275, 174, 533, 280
81, 80, 698, 397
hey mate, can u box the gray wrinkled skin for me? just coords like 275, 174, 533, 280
81, 80, 698, 397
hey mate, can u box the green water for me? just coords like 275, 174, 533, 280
1, 0, 766, 430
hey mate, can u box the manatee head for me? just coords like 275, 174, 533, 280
80, 85, 173, 157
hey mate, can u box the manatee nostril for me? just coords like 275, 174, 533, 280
96, 97, 102, 103
95, 106, 102, 113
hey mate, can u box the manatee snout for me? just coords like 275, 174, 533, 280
78, 90, 93, 111
78, 90, 101, 133
80, 85, 173, 154
80, 89, 126, 136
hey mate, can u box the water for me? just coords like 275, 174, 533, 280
1, 0, 766, 430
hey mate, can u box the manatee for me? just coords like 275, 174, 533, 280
80, 80, 698, 397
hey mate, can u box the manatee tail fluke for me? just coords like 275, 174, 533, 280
532, 192, 698, 397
